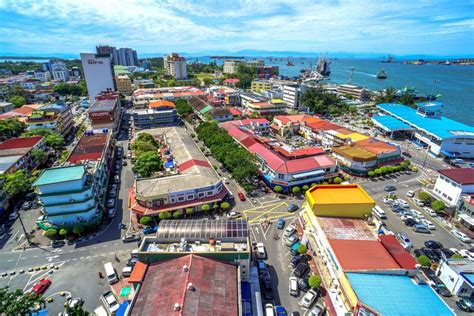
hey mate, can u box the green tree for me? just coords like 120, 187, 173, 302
44, 229, 57, 238
175, 99, 194, 116
417, 255, 431, 268
274, 186, 283, 193
220, 202, 230, 210
292, 186, 301, 194
308, 275, 321, 289
201, 204, 210, 212
9, 95, 26, 108
431, 200, 445, 211
418, 191, 430, 202
297, 244, 307, 255
59, 228, 68, 236
44, 133, 65, 150
1, 169, 32, 197
30, 149, 47, 166
186, 208, 194, 215
401, 160, 410, 169
451, 253, 463, 260
300, 85, 349, 116
139, 216, 152, 226
302, 185, 309, 191
398, 92, 416, 107
202, 78, 214, 86
131, 140, 157, 156
64, 302, 90, 316
374, 86, 396, 104
158, 211, 171, 220
0, 286, 45, 314
132, 151, 162, 178
72, 226, 85, 236
374, 168, 382, 176
172, 210, 183, 219
333, 177, 343, 184
0, 118, 26, 139
367, 171, 375, 177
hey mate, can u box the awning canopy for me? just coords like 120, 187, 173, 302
459, 214, 474, 227
292, 169, 324, 179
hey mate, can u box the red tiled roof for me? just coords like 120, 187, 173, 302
177, 159, 211, 172
227, 107, 241, 116
274, 146, 325, 158
67, 133, 107, 163
131, 254, 238, 316
305, 120, 342, 131
223, 78, 240, 83
438, 168, 474, 185
10, 106, 35, 116
0, 136, 42, 150
379, 234, 417, 270
329, 239, 401, 271
149, 100, 175, 108
0, 113, 20, 120
356, 138, 399, 155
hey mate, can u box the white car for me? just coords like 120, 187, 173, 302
226, 211, 241, 219
420, 219, 435, 230
299, 289, 318, 308
222, 177, 230, 184
284, 225, 296, 237
256, 242, 266, 259
423, 207, 437, 217
396, 199, 409, 208
265, 303, 275, 316
411, 210, 424, 219
383, 197, 393, 204
451, 230, 471, 243
412, 198, 424, 207
459, 249, 474, 261
401, 214, 414, 221
101, 291, 119, 314
406, 191, 415, 198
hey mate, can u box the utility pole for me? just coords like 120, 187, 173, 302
16, 212, 31, 247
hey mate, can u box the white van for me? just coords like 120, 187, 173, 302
265, 303, 275, 316
104, 262, 118, 284
122, 266, 132, 277
372, 206, 387, 219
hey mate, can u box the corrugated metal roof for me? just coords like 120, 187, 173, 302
379, 234, 417, 270
438, 168, 474, 185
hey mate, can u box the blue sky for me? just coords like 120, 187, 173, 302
0, 0, 473, 57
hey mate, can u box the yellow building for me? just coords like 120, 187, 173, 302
251, 79, 272, 93
115, 75, 133, 94
305, 184, 375, 218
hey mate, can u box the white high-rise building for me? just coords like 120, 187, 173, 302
80, 53, 115, 102
50, 60, 69, 82
34, 70, 51, 82
283, 84, 306, 110
164, 53, 187, 80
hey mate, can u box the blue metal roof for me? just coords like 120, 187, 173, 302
378, 103, 474, 140
372, 115, 414, 132
347, 273, 454, 316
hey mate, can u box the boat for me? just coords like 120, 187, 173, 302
376, 69, 387, 79
381, 54, 393, 63
316, 56, 331, 76
287, 60, 295, 66
445, 60, 451, 65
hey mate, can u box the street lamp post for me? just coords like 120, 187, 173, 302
16, 212, 32, 247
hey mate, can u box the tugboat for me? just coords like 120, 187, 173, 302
376, 69, 387, 79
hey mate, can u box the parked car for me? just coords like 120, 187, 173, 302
413, 224, 431, 234
425, 240, 443, 249
298, 276, 310, 292
122, 266, 132, 277
265, 303, 275, 316
21, 201, 32, 210
406, 191, 415, 198
114, 175, 120, 183
402, 151, 412, 158
8, 212, 18, 221
52, 240, 65, 248
289, 276, 299, 296
423, 207, 437, 217
404, 218, 417, 227
307, 304, 325, 316
456, 298, 474, 312
127, 257, 138, 267
299, 289, 318, 308
107, 199, 115, 208
383, 185, 397, 192
238, 192, 246, 201
122, 160, 127, 166
396, 199, 409, 208
143, 226, 158, 235
261, 276, 274, 300
434, 248, 456, 259
413, 249, 427, 258
383, 197, 392, 204
122, 233, 141, 243
412, 198, 425, 207
285, 235, 299, 247
401, 214, 414, 222
31, 279, 51, 296
101, 291, 120, 314
411, 209, 424, 219
293, 262, 310, 278
276, 219, 286, 229
287, 204, 299, 212
284, 225, 296, 237
395, 232, 413, 250
256, 242, 266, 259
109, 190, 117, 198
257, 260, 267, 273
226, 211, 242, 219
274, 306, 287, 316
422, 247, 440, 262
420, 219, 435, 230
459, 249, 474, 261
451, 230, 471, 243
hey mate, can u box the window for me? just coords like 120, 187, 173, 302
198, 192, 205, 198
170, 197, 176, 203
207, 191, 213, 196
187, 194, 194, 200
177, 196, 185, 202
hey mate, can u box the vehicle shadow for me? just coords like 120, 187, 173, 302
267, 265, 281, 306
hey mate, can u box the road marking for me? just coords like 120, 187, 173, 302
245, 202, 288, 224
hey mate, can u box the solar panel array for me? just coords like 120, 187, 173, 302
156, 219, 249, 240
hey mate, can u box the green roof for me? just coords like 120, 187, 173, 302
199, 105, 213, 114
34, 165, 85, 186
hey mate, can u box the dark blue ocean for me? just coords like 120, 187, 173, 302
193, 57, 474, 126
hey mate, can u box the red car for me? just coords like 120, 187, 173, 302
238, 192, 246, 201
32, 279, 51, 296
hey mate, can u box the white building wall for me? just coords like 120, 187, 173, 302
80, 53, 115, 103
440, 138, 474, 159
434, 175, 474, 207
